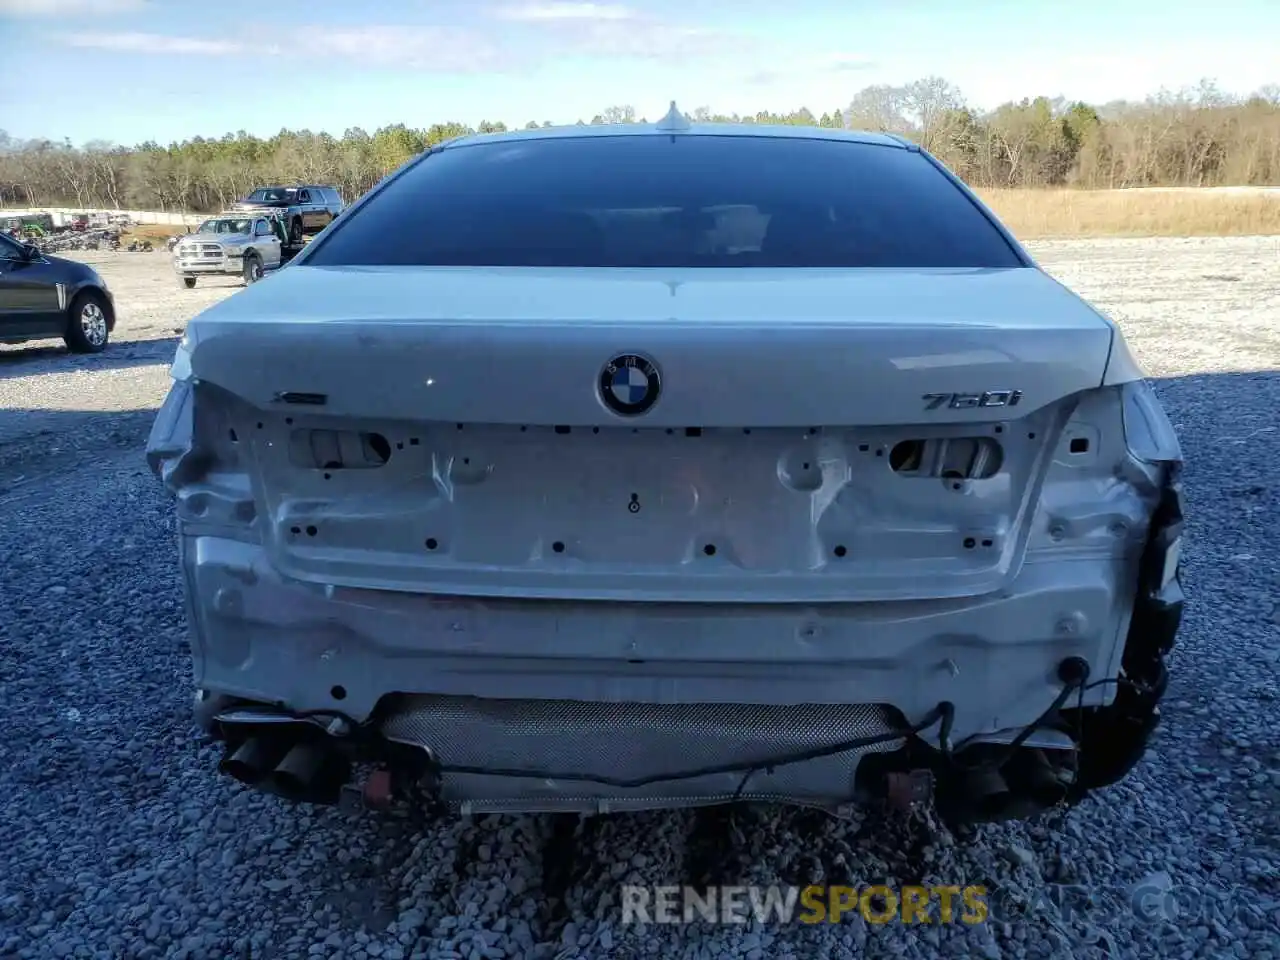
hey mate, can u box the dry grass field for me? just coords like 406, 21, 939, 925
980, 186, 1280, 239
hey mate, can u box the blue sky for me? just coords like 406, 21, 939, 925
1, 0, 1277, 146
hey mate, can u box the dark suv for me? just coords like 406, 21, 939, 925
231, 185, 345, 246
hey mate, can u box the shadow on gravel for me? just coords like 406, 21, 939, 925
0, 408, 156, 493
0, 336, 181, 380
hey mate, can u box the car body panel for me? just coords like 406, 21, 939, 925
150, 366, 1181, 812
172, 528, 1131, 808
165, 264, 1131, 605
181, 263, 1114, 426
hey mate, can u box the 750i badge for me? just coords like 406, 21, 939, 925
922, 390, 1023, 411
599, 354, 661, 416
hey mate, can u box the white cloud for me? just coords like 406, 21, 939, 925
0, 0, 144, 14
492, 3, 637, 21
574, 19, 743, 59
63, 31, 256, 55
50, 6, 817, 75
743, 52, 878, 86
495, 5, 746, 62
59, 25, 511, 71
308, 26, 510, 71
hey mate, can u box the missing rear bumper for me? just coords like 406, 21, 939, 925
188, 476, 1184, 821
206, 685, 1092, 824
377, 694, 907, 811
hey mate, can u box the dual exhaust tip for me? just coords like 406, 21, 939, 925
219, 733, 350, 805
943, 747, 1074, 823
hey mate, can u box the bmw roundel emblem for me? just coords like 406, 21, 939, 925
599, 353, 661, 416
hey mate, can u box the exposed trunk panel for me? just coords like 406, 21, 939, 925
203, 400, 1079, 604
177, 265, 1116, 603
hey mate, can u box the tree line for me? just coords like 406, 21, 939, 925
1, 77, 1278, 213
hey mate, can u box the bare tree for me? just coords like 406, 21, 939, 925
844, 84, 908, 133
902, 77, 965, 152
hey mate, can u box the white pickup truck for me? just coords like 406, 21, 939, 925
172, 212, 289, 288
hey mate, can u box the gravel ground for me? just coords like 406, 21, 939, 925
1, 238, 1278, 959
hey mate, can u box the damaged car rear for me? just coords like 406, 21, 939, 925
146, 107, 1184, 825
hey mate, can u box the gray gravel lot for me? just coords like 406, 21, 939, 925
1, 238, 1278, 959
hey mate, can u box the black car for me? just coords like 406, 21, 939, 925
0, 231, 115, 352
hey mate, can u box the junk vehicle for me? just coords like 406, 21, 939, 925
172, 212, 288, 287
26, 228, 116, 254
4, 214, 53, 237
230, 184, 344, 247
147, 106, 1184, 826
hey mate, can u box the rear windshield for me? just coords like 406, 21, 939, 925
248, 188, 296, 202
197, 218, 251, 234
304, 135, 1024, 269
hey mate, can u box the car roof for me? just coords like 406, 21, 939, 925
440, 106, 911, 152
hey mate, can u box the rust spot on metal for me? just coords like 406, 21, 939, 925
362, 768, 394, 810
886, 769, 934, 811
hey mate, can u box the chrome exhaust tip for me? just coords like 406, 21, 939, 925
270, 743, 328, 799
219, 736, 290, 786
262, 742, 352, 806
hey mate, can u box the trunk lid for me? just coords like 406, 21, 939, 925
186, 265, 1112, 428
184, 265, 1114, 602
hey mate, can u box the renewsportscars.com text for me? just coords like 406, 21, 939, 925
621, 886, 989, 925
